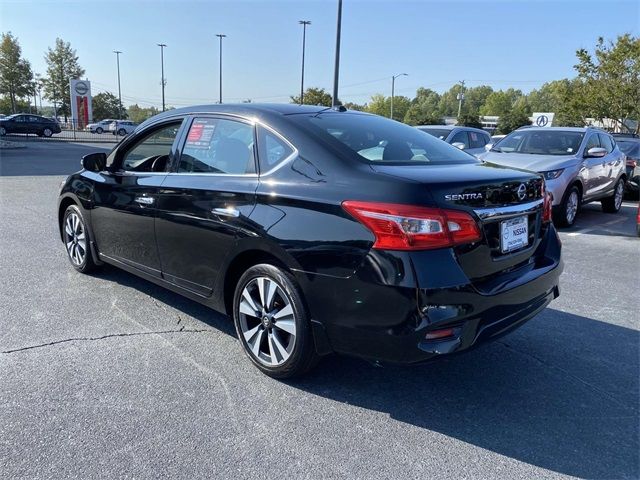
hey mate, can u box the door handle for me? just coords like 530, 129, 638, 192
212, 207, 240, 218
134, 196, 154, 205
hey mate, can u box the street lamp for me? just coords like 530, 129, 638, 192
332, 0, 342, 107
113, 50, 123, 119
390, 73, 408, 120
157, 43, 167, 111
298, 20, 311, 105
216, 34, 226, 103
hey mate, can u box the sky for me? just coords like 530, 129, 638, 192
1, 0, 638, 108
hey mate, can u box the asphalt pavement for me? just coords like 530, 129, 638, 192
1, 142, 638, 479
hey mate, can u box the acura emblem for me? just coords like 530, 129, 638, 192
517, 183, 527, 201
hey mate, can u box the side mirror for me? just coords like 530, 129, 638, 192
485, 143, 493, 151
452, 142, 466, 150
585, 147, 607, 158
81, 152, 107, 172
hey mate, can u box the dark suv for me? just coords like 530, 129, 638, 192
57, 104, 562, 378
0, 114, 61, 137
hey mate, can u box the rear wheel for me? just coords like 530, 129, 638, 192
233, 264, 318, 378
553, 185, 580, 227
0, 126, 6, 136
96, 127, 103, 134
42, 128, 53, 137
117, 128, 126, 136
62, 205, 97, 273
601, 179, 624, 213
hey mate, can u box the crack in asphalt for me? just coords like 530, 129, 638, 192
1, 328, 210, 354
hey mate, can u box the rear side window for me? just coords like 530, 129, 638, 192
179, 118, 256, 174
598, 134, 614, 153
468, 131, 488, 149
257, 125, 295, 172
450, 130, 470, 149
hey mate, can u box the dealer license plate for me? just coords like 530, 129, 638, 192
500, 216, 529, 253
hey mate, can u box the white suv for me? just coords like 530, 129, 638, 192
86, 119, 115, 134
108, 120, 137, 136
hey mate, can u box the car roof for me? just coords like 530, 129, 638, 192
417, 125, 488, 134
516, 126, 601, 134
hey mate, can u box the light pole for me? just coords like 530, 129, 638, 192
157, 43, 167, 111
298, 20, 311, 105
457, 80, 465, 118
390, 73, 407, 120
216, 34, 226, 103
113, 50, 123, 119
332, 0, 342, 107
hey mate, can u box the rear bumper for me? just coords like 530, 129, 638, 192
298, 224, 563, 364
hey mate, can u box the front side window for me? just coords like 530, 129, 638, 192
178, 118, 256, 174
15, 116, 27, 123
418, 128, 450, 140
599, 134, 614, 153
291, 113, 476, 165
121, 122, 181, 172
584, 134, 600, 152
495, 130, 585, 156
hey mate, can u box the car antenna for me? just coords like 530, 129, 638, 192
312, 104, 346, 118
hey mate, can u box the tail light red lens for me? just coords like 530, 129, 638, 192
341, 201, 481, 250
541, 181, 553, 224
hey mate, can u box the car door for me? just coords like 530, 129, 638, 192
155, 116, 258, 296
582, 133, 606, 198
599, 133, 622, 193
13, 115, 29, 134
90, 119, 186, 277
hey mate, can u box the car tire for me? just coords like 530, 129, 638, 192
42, 128, 53, 137
96, 127, 103, 134
117, 128, 126, 136
62, 205, 98, 274
553, 185, 581, 227
0, 126, 6, 136
601, 178, 624, 213
233, 263, 318, 379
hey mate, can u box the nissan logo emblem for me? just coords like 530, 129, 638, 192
517, 183, 527, 201
74, 81, 89, 96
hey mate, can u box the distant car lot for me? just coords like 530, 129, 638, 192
0, 141, 637, 478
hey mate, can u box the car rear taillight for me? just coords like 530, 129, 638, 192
341, 201, 481, 250
626, 157, 638, 168
541, 182, 553, 224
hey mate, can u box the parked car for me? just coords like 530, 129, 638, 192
612, 136, 640, 196
0, 114, 61, 137
416, 125, 492, 157
108, 120, 137, 136
479, 127, 626, 227
58, 104, 562, 378
637, 202, 640, 237
485, 134, 506, 151
86, 119, 116, 134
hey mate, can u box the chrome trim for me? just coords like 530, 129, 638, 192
474, 199, 543, 221
213, 207, 240, 218
134, 196, 154, 205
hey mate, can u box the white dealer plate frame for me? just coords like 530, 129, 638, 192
500, 215, 529, 253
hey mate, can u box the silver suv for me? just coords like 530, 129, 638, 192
479, 127, 626, 226
417, 125, 491, 157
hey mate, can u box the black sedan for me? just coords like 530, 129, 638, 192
57, 104, 563, 378
0, 114, 62, 137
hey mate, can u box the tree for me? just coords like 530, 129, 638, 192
461, 85, 493, 116
43, 38, 85, 120
574, 34, 640, 133
92, 92, 126, 121
404, 88, 442, 124
496, 109, 531, 134
480, 88, 524, 116
404, 107, 443, 126
366, 94, 411, 121
437, 84, 465, 117
342, 101, 367, 111
0, 32, 34, 114
127, 104, 160, 123
457, 113, 483, 128
0, 95, 30, 115
290, 87, 333, 106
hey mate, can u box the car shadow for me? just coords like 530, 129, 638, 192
288, 309, 639, 479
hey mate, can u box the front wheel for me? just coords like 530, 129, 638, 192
117, 128, 127, 136
233, 264, 318, 379
0, 126, 6, 136
96, 127, 103, 134
62, 205, 98, 273
553, 185, 580, 227
601, 179, 624, 213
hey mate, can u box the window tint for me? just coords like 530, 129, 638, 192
121, 122, 181, 172
450, 130, 470, 149
584, 134, 600, 152
15, 116, 27, 123
179, 118, 256, 174
468, 131, 488, 149
598, 134, 614, 153
418, 128, 449, 140
497, 130, 584, 155
257, 125, 294, 172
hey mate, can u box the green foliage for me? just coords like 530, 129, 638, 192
496, 109, 531, 134
0, 95, 31, 115
461, 85, 493, 116
404, 88, 442, 124
0, 32, 34, 114
366, 94, 411, 121
480, 88, 525, 116
290, 87, 333, 106
43, 38, 85, 120
342, 101, 367, 111
574, 34, 640, 133
127, 104, 160, 123
437, 84, 465, 117
404, 107, 443, 126
92, 92, 126, 121
457, 113, 483, 128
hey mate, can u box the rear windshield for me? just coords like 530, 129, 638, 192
417, 128, 450, 140
617, 141, 640, 157
290, 113, 477, 165
494, 130, 584, 155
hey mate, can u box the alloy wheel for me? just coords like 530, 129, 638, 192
238, 276, 297, 366
43, 128, 52, 137
566, 190, 578, 224
614, 181, 623, 210
64, 212, 87, 266
0, 126, 6, 136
